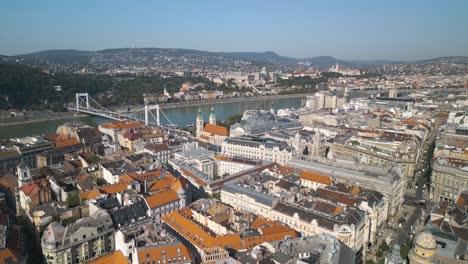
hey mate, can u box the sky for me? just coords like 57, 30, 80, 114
1, 0, 468, 61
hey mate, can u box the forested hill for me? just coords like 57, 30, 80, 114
0, 62, 235, 110
0, 63, 112, 111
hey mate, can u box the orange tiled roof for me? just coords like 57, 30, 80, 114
199, 135, 210, 141
44, 134, 61, 141
0, 248, 19, 264
316, 188, 360, 206
300, 171, 332, 185
145, 189, 179, 209
251, 216, 272, 229
54, 137, 80, 148
136, 243, 191, 264
148, 173, 177, 192
279, 165, 295, 175
244, 216, 298, 250
80, 189, 101, 201
181, 168, 208, 187
349, 186, 361, 196
100, 121, 143, 130
85, 250, 128, 264
215, 155, 230, 161
122, 170, 164, 182
118, 174, 135, 183
334, 206, 344, 215
21, 181, 39, 197
99, 183, 128, 195
162, 209, 245, 251
203, 124, 229, 136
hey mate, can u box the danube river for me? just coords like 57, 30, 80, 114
0, 97, 306, 139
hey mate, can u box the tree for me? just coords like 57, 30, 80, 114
66, 192, 80, 208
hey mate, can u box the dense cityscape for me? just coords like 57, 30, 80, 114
1, 57, 467, 264
1, 1, 468, 264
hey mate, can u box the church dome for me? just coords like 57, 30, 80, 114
414, 231, 436, 250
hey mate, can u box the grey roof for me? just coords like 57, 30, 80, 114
287, 158, 402, 186
223, 136, 294, 152
176, 148, 213, 159
41, 210, 114, 251
101, 159, 140, 176
109, 197, 148, 228
222, 182, 277, 207
278, 234, 356, 264
232, 110, 302, 135
273, 202, 365, 231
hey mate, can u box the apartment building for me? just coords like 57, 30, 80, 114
41, 210, 115, 264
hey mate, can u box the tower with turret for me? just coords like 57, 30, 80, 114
208, 107, 216, 125
196, 108, 204, 138
17, 164, 31, 188
294, 132, 302, 154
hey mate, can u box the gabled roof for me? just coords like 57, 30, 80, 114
123, 131, 140, 140
145, 189, 179, 209
136, 243, 191, 264
99, 183, 128, 195
54, 137, 80, 148
300, 171, 332, 185
316, 188, 361, 206
144, 143, 170, 152
21, 181, 40, 197
85, 250, 128, 264
80, 189, 101, 201
162, 209, 245, 251
148, 173, 177, 192
121, 170, 165, 183
100, 121, 143, 130
76, 172, 96, 190
203, 124, 229, 136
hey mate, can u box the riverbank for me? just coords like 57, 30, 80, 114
113, 93, 314, 113
0, 112, 88, 127
0, 97, 306, 139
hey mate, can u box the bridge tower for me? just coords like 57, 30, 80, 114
75, 93, 89, 111
144, 105, 160, 126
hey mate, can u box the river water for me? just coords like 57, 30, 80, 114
0, 97, 306, 139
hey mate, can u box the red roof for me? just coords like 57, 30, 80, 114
21, 181, 40, 197
203, 124, 229, 137
54, 137, 80, 148
145, 189, 179, 209
123, 131, 140, 140
300, 171, 332, 185
99, 183, 128, 194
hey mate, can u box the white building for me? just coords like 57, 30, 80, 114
221, 136, 295, 165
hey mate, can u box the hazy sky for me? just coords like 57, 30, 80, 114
2, 0, 468, 60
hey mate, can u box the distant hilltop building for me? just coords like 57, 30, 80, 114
328, 62, 361, 76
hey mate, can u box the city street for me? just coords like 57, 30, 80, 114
394, 128, 436, 247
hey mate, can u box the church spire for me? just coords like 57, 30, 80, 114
209, 106, 216, 125
196, 107, 204, 138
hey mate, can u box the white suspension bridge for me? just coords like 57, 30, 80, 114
69, 93, 193, 138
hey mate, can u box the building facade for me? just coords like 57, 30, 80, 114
41, 210, 115, 264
